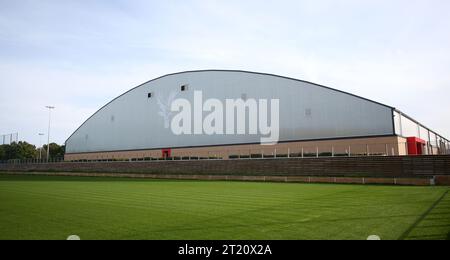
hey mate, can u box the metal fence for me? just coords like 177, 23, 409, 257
1, 141, 449, 165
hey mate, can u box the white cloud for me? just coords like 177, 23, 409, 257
1, 0, 449, 146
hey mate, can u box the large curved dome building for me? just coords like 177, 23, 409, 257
65, 70, 449, 161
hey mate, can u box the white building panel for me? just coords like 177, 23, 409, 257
66, 71, 395, 154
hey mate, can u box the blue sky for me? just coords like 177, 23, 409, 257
1, 0, 449, 146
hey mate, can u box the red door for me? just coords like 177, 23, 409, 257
407, 137, 426, 155
162, 149, 172, 159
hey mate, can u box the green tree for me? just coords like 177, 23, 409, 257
42, 143, 65, 159
0, 145, 6, 161
0, 142, 66, 162
0, 142, 37, 161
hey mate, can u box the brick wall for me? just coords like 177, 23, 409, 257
1, 156, 449, 177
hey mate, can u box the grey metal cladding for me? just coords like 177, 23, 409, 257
66, 70, 394, 153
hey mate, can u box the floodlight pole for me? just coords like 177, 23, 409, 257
45, 106, 55, 162
38, 133, 45, 161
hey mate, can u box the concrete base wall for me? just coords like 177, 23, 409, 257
1, 171, 438, 186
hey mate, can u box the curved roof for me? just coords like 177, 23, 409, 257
66, 69, 394, 144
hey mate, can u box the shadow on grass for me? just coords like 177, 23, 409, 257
400, 190, 450, 240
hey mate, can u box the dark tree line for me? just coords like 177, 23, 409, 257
0, 142, 65, 161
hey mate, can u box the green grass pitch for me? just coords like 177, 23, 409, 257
0, 174, 449, 240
